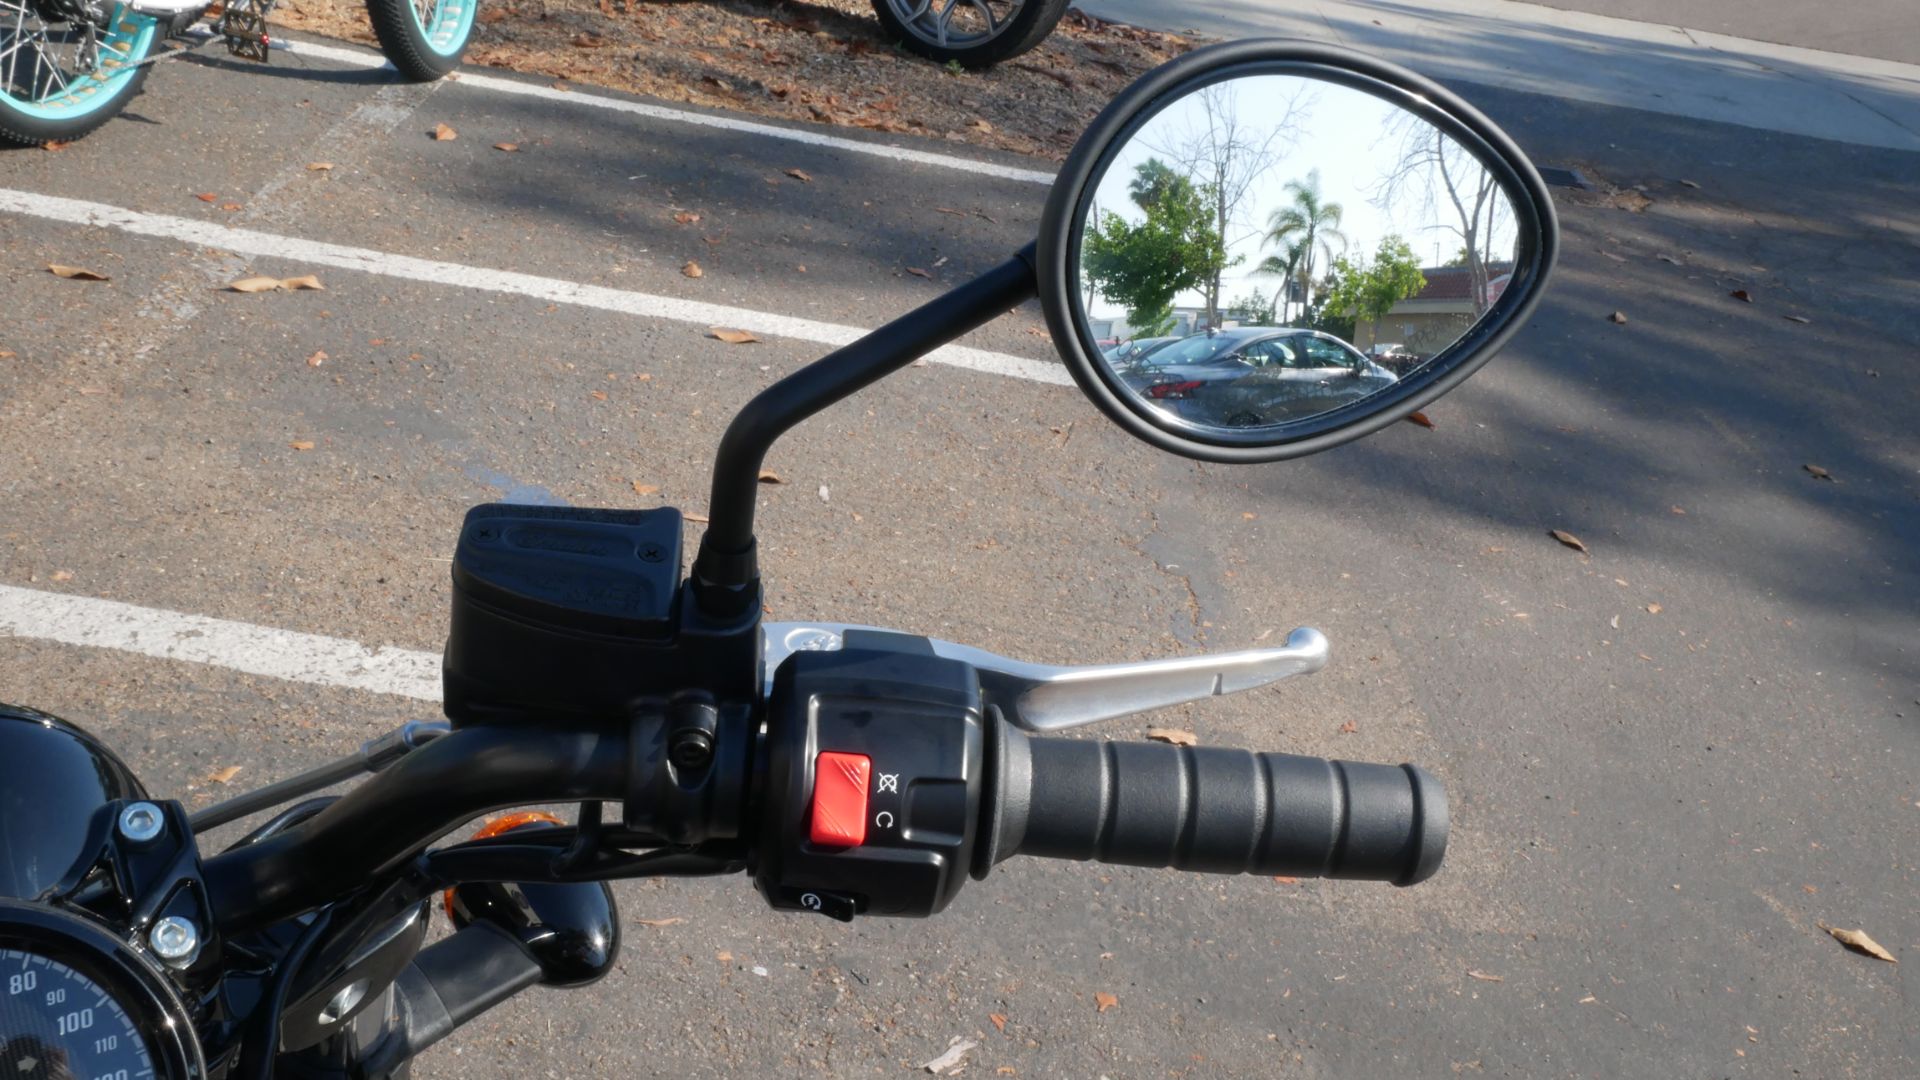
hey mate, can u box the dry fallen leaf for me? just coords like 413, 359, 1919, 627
684, 511, 710, 524
784, 167, 813, 182
493, 142, 520, 152
289, 440, 316, 451
220, 203, 243, 212
987, 1013, 1007, 1033
0, 350, 15, 359
50, 570, 73, 582
1466, 969, 1505, 982
432, 122, 458, 141
1145, 728, 1198, 747
632, 482, 660, 496
1550, 529, 1590, 554
757, 469, 785, 484
305, 350, 327, 368
281, 275, 325, 291
1820, 925, 1896, 963
1338, 718, 1359, 734
227, 276, 284, 293
906, 266, 934, 279
708, 327, 759, 344
673, 211, 701, 224
195, 192, 219, 203
306, 162, 334, 171
1804, 464, 1832, 481
1406, 410, 1435, 429
41, 139, 71, 151
208, 765, 243, 785
590, 390, 609, 401
1730, 289, 1753, 303
970, 118, 993, 132
682, 261, 704, 279
48, 264, 109, 281
1273, 875, 1299, 884
1093, 992, 1118, 1013
1607, 311, 1629, 325
632, 917, 685, 927
1645, 602, 1663, 614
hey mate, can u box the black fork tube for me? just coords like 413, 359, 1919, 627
691, 245, 1040, 615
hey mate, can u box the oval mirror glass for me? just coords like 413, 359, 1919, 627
1049, 55, 1550, 457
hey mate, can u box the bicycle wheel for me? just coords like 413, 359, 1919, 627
366, 0, 474, 82
869, 0, 1070, 69
0, 3, 158, 147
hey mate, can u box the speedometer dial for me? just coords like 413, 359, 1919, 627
0, 904, 200, 1080
3, 948, 157, 1080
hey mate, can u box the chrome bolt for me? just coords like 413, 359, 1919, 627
118, 802, 164, 844
149, 917, 199, 966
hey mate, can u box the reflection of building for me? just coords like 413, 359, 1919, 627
1354, 264, 1512, 353
1089, 307, 1210, 343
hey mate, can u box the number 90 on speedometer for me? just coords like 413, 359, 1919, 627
3, 948, 155, 1080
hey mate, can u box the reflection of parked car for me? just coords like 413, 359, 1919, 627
1125, 328, 1398, 427
1104, 336, 1179, 369
1366, 343, 1424, 376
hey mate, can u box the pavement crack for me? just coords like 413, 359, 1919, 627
1133, 510, 1206, 649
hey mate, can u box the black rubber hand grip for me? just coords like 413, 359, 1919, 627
982, 727, 1447, 886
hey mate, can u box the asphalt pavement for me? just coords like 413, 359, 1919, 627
2, 16, 1917, 1080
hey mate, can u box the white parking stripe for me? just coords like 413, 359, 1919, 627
0, 188, 1074, 387
276, 38, 1058, 186
0, 584, 443, 702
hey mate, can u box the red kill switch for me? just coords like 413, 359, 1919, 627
809, 751, 872, 847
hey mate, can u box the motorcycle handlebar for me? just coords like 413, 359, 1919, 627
199, 689, 1448, 935
984, 726, 1447, 886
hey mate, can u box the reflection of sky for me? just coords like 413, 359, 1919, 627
1085, 75, 1520, 319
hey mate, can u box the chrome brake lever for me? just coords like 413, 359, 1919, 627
763, 623, 1329, 733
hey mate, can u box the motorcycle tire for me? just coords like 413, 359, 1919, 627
0, 5, 157, 148
365, 0, 476, 82
869, 0, 1071, 70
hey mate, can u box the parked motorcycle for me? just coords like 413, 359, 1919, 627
0, 0, 473, 147
0, 40, 1556, 1079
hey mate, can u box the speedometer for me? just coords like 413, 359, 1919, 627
3, 948, 154, 1080
0, 904, 202, 1080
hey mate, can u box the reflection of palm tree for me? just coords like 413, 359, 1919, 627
1254, 239, 1306, 324
1262, 170, 1348, 315
1127, 158, 1184, 212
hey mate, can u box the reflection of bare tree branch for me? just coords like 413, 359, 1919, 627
1142, 81, 1307, 329
1373, 115, 1509, 315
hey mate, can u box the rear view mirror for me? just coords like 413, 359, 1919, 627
1037, 40, 1559, 463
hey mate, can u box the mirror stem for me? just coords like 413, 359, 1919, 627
691, 244, 1040, 617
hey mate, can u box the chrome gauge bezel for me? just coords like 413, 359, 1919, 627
0, 900, 206, 1080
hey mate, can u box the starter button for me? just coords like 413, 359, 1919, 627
810, 751, 871, 847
